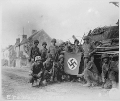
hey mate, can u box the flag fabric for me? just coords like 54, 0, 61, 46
64, 52, 82, 75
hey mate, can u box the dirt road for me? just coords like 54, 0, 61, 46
1, 66, 119, 101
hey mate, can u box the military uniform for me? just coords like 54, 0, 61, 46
82, 36, 95, 69
40, 42, 48, 62
29, 40, 41, 62
84, 60, 99, 86
56, 55, 64, 81
29, 56, 44, 86
77, 56, 99, 86
64, 45, 73, 53
72, 39, 83, 53
101, 53, 110, 83
72, 45, 83, 53
102, 60, 118, 88
101, 53, 119, 88
48, 39, 59, 62
43, 55, 54, 82
109, 61, 119, 82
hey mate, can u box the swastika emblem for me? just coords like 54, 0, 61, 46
67, 58, 78, 70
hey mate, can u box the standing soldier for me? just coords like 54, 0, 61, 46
29, 40, 41, 63
48, 38, 59, 82
48, 38, 59, 61
82, 36, 96, 69
40, 42, 48, 62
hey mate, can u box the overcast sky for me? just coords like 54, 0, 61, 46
1, 0, 119, 48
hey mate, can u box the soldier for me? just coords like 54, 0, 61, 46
29, 56, 44, 86
69, 39, 83, 82
101, 53, 119, 89
56, 55, 64, 82
77, 55, 99, 87
29, 40, 41, 63
43, 54, 54, 83
64, 41, 73, 53
82, 36, 96, 69
40, 42, 48, 62
48, 38, 59, 61
72, 39, 83, 53
48, 38, 59, 82
109, 61, 119, 88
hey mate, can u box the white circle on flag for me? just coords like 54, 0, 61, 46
67, 58, 78, 70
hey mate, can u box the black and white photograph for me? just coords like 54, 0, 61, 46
1, 0, 119, 100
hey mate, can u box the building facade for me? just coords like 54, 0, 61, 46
15, 29, 51, 67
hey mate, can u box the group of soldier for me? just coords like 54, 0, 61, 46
29, 36, 119, 89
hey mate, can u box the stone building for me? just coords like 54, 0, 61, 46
15, 29, 51, 67
2, 45, 16, 67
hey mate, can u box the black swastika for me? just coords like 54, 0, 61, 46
68, 58, 77, 69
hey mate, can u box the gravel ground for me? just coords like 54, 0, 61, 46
1, 66, 120, 101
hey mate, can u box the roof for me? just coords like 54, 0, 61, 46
15, 30, 39, 47
16, 29, 48, 47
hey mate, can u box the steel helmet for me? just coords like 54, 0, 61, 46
83, 36, 90, 40
34, 40, 39, 44
59, 55, 64, 60
101, 53, 109, 59
74, 39, 79, 44
42, 42, 47, 46
51, 38, 56, 43
35, 56, 41, 61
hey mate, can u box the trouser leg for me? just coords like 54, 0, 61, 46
83, 69, 93, 86
84, 57, 89, 69
109, 71, 118, 88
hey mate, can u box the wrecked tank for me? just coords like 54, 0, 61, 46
88, 25, 119, 74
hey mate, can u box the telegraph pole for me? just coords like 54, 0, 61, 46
23, 27, 24, 35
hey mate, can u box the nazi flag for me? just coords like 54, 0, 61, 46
64, 52, 82, 75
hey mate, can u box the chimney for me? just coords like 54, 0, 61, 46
21, 35, 27, 43
16, 38, 20, 44
32, 30, 37, 34
22, 35, 27, 40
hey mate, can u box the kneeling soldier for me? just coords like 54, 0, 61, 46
57, 55, 64, 82
43, 54, 54, 83
101, 53, 119, 89
77, 55, 99, 87
29, 56, 44, 87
